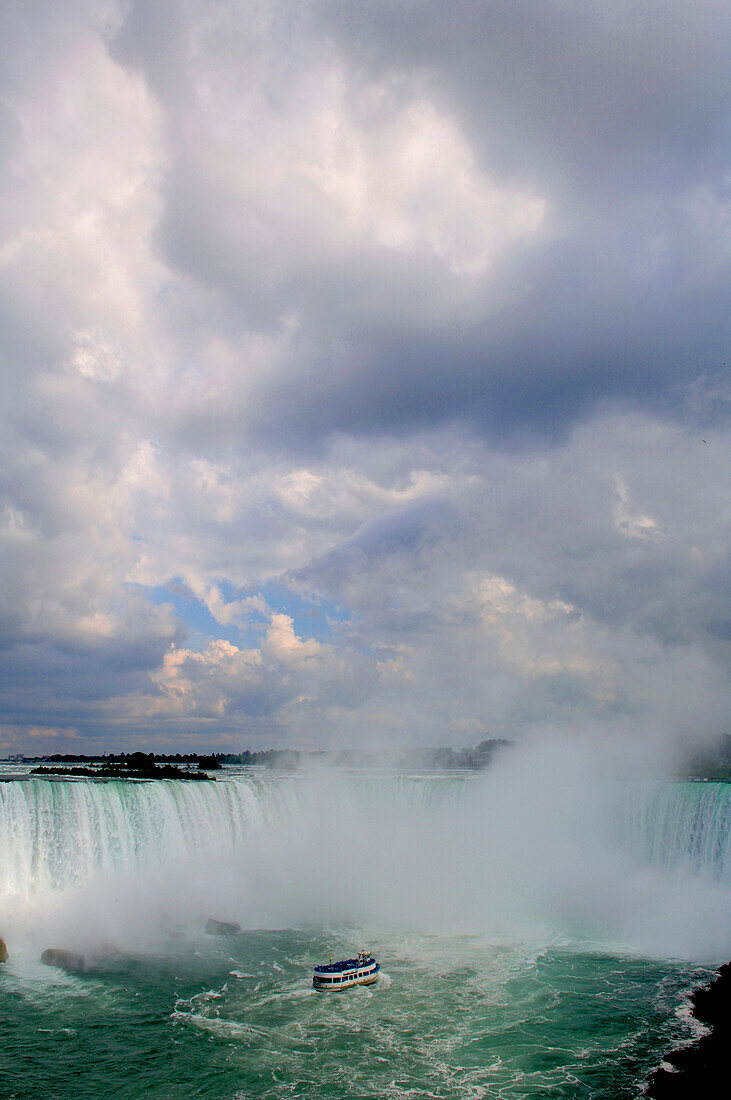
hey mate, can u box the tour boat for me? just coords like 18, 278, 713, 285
313, 950, 380, 991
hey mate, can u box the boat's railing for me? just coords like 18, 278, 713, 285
313, 960, 375, 969
313, 955, 376, 973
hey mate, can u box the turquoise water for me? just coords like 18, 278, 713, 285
0, 767, 729, 1099
0, 931, 708, 1099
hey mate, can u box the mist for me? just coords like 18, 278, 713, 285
3, 738, 731, 966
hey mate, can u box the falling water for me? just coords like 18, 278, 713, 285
1, 767, 730, 954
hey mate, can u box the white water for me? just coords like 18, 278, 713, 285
623, 780, 731, 878
0, 771, 273, 898
1, 749, 731, 962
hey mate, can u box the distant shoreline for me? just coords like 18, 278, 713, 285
29, 763, 212, 781
1, 739, 514, 774
2, 744, 730, 783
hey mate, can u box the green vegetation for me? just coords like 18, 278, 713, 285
685, 765, 731, 783
23, 740, 513, 775
31, 752, 213, 781
682, 734, 731, 782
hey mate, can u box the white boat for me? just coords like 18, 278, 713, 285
313, 950, 380, 991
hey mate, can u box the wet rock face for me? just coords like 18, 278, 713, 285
41, 948, 86, 973
205, 918, 241, 936
647, 963, 731, 1098
0, 938, 7, 963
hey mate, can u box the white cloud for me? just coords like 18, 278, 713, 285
298, 85, 547, 275
472, 573, 575, 624
0, 29, 164, 345
613, 476, 659, 541
263, 613, 323, 664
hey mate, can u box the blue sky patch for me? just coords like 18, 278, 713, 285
132, 579, 350, 652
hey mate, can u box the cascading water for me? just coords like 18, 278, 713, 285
0, 772, 275, 899
622, 781, 731, 880
1, 768, 730, 956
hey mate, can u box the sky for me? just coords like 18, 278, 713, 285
0, 0, 729, 756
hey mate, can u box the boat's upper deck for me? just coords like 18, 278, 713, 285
314, 955, 375, 974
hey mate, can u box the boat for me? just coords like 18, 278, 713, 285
313, 950, 380, 991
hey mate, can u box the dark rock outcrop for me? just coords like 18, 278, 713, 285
41, 948, 86, 973
0, 938, 7, 963
647, 963, 731, 1097
205, 918, 241, 936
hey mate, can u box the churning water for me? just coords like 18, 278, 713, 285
1, 754, 730, 1098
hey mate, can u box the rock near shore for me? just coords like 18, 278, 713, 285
647, 963, 731, 1098
41, 948, 86, 973
205, 918, 241, 936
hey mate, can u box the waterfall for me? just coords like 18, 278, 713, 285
0, 771, 464, 902
2, 774, 731, 901
623, 781, 731, 880
0, 774, 279, 900
1, 771, 730, 959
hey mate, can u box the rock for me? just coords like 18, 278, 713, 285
0, 938, 7, 963
205, 918, 241, 936
647, 963, 731, 1098
95, 942, 122, 959
41, 948, 85, 973
86, 943, 123, 968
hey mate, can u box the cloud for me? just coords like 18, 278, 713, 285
613, 476, 660, 541
0, 1, 728, 751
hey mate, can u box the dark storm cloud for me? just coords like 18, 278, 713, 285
105, 0, 730, 450
0, 611, 183, 736
250, 258, 726, 449
316, 1, 730, 193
